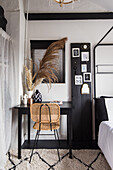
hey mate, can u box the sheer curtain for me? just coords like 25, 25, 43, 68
0, 28, 16, 169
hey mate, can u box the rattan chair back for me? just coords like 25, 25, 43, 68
30, 103, 60, 130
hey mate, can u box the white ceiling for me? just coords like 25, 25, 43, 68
23, 0, 107, 13
0, 0, 113, 13
91, 0, 113, 12
0, 0, 19, 12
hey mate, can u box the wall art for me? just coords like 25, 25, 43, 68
72, 48, 80, 57
81, 52, 89, 61
75, 75, 83, 85
83, 72, 91, 82
81, 64, 87, 72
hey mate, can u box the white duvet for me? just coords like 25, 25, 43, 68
98, 121, 113, 170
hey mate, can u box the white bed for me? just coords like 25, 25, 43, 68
98, 98, 113, 170
98, 121, 113, 170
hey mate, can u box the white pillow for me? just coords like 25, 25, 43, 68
105, 98, 113, 121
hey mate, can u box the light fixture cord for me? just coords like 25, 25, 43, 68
24, 0, 29, 94
24, 0, 29, 62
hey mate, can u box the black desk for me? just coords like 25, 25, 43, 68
14, 102, 72, 159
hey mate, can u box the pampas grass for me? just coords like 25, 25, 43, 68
24, 37, 67, 91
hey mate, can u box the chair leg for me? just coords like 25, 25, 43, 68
29, 130, 40, 163
56, 129, 60, 149
54, 129, 60, 161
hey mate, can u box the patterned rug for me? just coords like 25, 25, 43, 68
5, 149, 111, 170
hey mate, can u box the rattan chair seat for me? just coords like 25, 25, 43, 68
33, 121, 60, 130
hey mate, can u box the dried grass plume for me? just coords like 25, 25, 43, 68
24, 37, 67, 91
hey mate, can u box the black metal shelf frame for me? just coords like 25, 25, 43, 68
96, 64, 113, 74
93, 26, 113, 98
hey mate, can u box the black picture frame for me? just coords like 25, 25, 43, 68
30, 40, 65, 83
83, 72, 91, 82
72, 48, 80, 58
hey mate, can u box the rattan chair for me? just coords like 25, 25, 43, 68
29, 103, 60, 163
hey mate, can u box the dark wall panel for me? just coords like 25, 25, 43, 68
71, 43, 92, 144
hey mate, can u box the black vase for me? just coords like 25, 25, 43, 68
32, 90, 42, 103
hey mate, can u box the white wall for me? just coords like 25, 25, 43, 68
96, 46, 113, 97
28, 20, 113, 101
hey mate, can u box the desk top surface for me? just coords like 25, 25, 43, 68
14, 101, 72, 109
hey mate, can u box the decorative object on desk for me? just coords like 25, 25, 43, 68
32, 89, 42, 103
28, 98, 33, 105
27, 90, 33, 98
23, 94, 28, 105
24, 37, 67, 90
26, 90, 33, 105
81, 83, 90, 94
50, 101, 63, 105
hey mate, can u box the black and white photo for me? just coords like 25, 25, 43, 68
83, 72, 91, 82
81, 64, 87, 72
72, 48, 80, 57
81, 52, 89, 61
75, 75, 83, 85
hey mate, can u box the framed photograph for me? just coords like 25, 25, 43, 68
75, 75, 83, 85
83, 73, 91, 82
72, 48, 80, 57
81, 64, 87, 72
81, 52, 89, 61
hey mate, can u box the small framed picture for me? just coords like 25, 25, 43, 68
81, 64, 87, 72
72, 48, 80, 57
81, 52, 89, 61
83, 73, 91, 82
75, 75, 83, 85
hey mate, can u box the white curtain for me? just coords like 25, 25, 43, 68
0, 28, 16, 169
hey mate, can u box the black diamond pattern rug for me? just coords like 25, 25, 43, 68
5, 149, 111, 170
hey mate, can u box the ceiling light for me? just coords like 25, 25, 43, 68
53, 0, 78, 7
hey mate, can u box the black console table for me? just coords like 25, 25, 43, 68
14, 102, 72, 159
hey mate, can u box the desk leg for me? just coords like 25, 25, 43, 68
18, 111, 22, 159
69, 109, 72, 159
28, 112, 30, 142
67, 114, 69, 142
